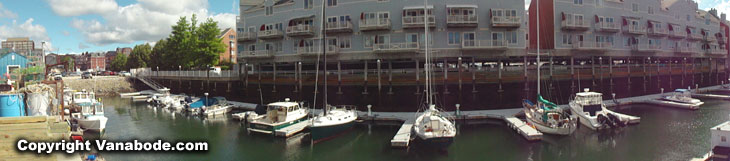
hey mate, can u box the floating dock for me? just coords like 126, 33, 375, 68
274, 119, 312, 137
390, 119, 414, 148
692, 93, 730, 100
504, 117, 542, 141
644, 99, 701, 110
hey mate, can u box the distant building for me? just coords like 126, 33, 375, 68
45, 53, 59, 65
1, 38, 34, 54
89, 52, 106, 71
116, 47, 132, 56
219, 28, 237, 64
105, 51, 117, 70
75, 52, 89, 71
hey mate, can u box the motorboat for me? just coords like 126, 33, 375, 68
569, 88, 636, 130
70, 90, 108, 132
247, 99, 309, 135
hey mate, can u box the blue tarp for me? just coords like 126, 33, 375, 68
188, 97, 220, 109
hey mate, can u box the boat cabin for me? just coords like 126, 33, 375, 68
77, 102, 104, 116
711, 120, 730, 160
574, 89, 604, 116
72, 90, 96, 103
266, 101, 303, 123
672, 89, 692, 97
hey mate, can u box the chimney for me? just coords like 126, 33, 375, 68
723, 13, 727, 21
710, 8, 718, 17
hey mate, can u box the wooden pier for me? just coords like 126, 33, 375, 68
0, 116, 78, 161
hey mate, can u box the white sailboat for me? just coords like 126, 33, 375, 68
411, 0, 456, 148
309, 1, 358, 142
70, 90, 108, 132
569, 88, 635, 130
522, 0, 577, 135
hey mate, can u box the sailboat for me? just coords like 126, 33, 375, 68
411, 0, 456, 148
309, 0, 358, 142
522, 0, 577, 135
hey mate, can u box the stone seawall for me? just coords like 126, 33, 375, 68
63, 76, 137, 96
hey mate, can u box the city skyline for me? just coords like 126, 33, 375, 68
0, 0, 238, 54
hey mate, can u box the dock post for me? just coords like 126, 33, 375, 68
599, 57, 603, 88
363, 60, 369, 95
661, 88, 664, 94
298, 62, 302, 94
592, 56, 596, 87
416, 60, 420, 95
471, 57, 477, 93
571, 56, 575, 92
669, 58, 673, 89
367, 105, 372, 117
388, 60, 393, 95
338, 61, 342, 94
627, 58, 632, 85
272, 63, 277, 93
683, 58, 687, 87
455, 104, 460, 116
377, 59, 381, 92
443, 59, 449, 95
692, 58, 696, 86
657, 58, 661, 90
227, 82, 231, 93
609, 57, 614, 86
458, 57, 463, 92
498, 58, 504, 93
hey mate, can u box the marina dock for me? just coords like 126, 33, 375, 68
390, 119, 414, 148
692, 93, 730, 100
274, 119, 312, 137
504, 117, 542, 141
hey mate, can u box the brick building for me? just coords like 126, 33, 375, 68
219, 28, 237, 64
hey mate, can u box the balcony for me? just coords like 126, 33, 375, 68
446, 15, 478, 27
571, 41, 611, 51
373, 42, 419, 53
718, 36, 726, 44
647, 27, 666, 36
237, 32, 256, 42
687, 33, 702, 40
296, 45, 340, 56
257, 30, 284, 39
461, 40, 508, 51
359, 19, 391, 31
624, 26, 646, 35
706, 48, 727, 55
402, 15, 436, 29
673, 46, 700, 54
705, 36, 717, 42
491, 16, 521, 28
240, 50, 275, 58
596, 22, 620, 33
286, 25, 315, 37
668, 30, 686, 39
561, 20, 589, 31
325, 21, 353, 33
631, 43, 662, 53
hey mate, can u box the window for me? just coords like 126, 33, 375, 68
339, 37, 351, 49
706, 18, 710, 25
463, 32, 475, 42
595, 0, 602, 7
229, 35, 234, 39
364, 36, 373, 48
448, 32, 461, 45
274, 42, 282, 52
574, 0, 583, 5
722, 136, 726, 142
327, 0, 337, 7
419, 33, 433, 45
686, 15, 690, 21
248, 45, 256, 51
406, 33, 418, 45
606, 36, 614, 46
506, 31, 517, 45
648, 6, 653, 14
632, 3, 638, 12
328, 38, 338, 48
375, 35, 389, 45
266, 6, 273, 15
562, 34, 573, 45
304, 0, 313, 9
492, 32, 504, 45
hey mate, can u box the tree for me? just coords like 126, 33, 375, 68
127, 43, 152, 69
60, 56, 74, 72
110, 53, 128, 71
150, 39, 167, 69
193, 18, 226, 68
167, 15, 193, 69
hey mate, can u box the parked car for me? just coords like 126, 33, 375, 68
68, 72, 81, 77
81, 72, 93, 79
108, 71, 116, 75
119, 71, 131, 77
53, 74, 62, 81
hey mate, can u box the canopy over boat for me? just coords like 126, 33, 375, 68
188, 97, 223, 109
537, 94, 559, 110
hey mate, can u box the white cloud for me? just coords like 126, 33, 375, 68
51, 0, 236, 46
0, 2, 18, 19
0, 18, 50, 43
47, 0, 118, 16
78, 43, 89, 49
715, 0, 730, 21
525, 0, 531, 11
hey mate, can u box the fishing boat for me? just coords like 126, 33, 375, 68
70, 90, 108, 132
410, 2, 456, 148
521, 0, 577, 135
201, 97, 233, 116
247, 99, 309, 135
307, 0, 359, 143
569, 88, 634, 130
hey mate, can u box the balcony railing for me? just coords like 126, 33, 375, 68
446, 15, 478, 27
596, 22, 620, 32
237, 32, 256, 42
647, 27, 666, 36
719, 36, 726, 44
706, 48, 727, 55
257, 30, 284, 39
325, 21, 353, 33
491, 16, 521, 28
286, 25, 315, 37
402, 15, 436, 28
687, 33, 702, 40
359, 19, 391, 31
668, 30, 687, 38
572, 41, 611, 50
241, 50, 275, 58
674, 46, 700, 54
705, 36, 717, 42
373, 42, 419, 53
561, 20, 589, 30
296, 45, 340, 55
624, 26, 646, 35
461, 40, 508, 50
631, 43, 661, 52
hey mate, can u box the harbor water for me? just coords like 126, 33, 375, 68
98, 94, 730, 161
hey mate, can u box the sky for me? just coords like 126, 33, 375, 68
0, 0, 239, 54
0, 0, 726, 55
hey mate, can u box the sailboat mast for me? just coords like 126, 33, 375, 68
423, 0, 430, 106
320, 0, 328, 114
535, 0, 540, 95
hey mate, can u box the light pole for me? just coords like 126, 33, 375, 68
204, 92, 209, 107
156, 66, 159, 77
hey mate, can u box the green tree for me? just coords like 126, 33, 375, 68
166, 15, 193, 69
110, 53, 128, 71
150, 39, 167, 69
60, 56, 74, 72
127, 43, 152, 69
193, 18, 226, 68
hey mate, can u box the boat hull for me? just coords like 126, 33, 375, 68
414, 135, 454, 148
248, 116, 309, 134
525, 115, 576, 135
77, 115, 108, 132
310, 120, 355, 141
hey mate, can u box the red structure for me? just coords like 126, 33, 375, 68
527, 0, 554, 50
